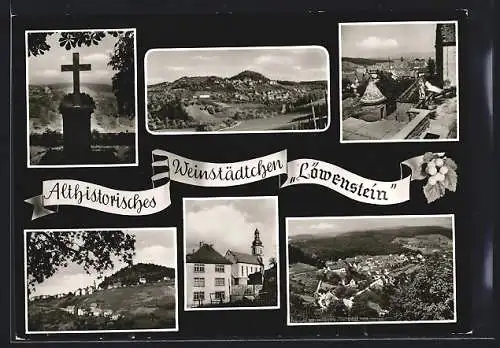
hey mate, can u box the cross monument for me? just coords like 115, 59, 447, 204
58, 52, 95, 163
61, 52, 91, 105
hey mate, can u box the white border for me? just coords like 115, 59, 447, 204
182, 196, 280, 311
23, 227, 179, 334
338, 21, 460, 143
25, 28, 139, 168
285, 214, 457, 326
144, 45, 331, 135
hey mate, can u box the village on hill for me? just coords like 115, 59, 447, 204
147, 70, 328, 132
341, 22, 458, 141
28, 263, 177, 331
26, 228, 177, 333
287, 216, 455, 324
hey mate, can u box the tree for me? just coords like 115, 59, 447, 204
427, 58, 436, 77
26, 30, 135, 118
387, 254, 454, 320
27, 230, 136, 295
108, 31, 136, 118
268, 257, 277, 267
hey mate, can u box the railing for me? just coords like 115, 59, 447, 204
390, 108, 432, 140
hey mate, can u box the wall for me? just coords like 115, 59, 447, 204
231, 262, 264, 285
186, 263, 231, 307
442, 46, 457, 87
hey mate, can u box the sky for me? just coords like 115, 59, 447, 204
146, 46, 329, 85
27, 30, 124, 85
184, 197, 278, 265
341, 22, 443, 58
288, 215, 453, 238
29, 228, 176, 297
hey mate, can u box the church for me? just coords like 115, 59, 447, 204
185, 228, 270, 308
225, 228, 265, 286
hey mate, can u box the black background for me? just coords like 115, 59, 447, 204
8, 3, 495, 344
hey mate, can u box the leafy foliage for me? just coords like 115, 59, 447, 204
107, 31, 135, 118
27, 30, 135, 118
421, 152, 458, 203
27, 230, 136, 295
98, 263, 175, 289
386, 253, 454, 320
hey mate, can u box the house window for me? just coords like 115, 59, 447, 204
215, 278, 225, 287
193, 291, 205, 302
214, 291, 225, 300
193, 277, 205, 287
246, 266, 249, 276
194, 264, 205, 273
215, 264, 225, 273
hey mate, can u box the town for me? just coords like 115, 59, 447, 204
289, 249, 454, 322
341, 22, 458, 141
29, 274, 173, 321
147, 70, 328, 132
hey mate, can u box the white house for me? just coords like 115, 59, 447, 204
185, 243, 232, 308
139, 277, 147, 284
225, 228, 265, 286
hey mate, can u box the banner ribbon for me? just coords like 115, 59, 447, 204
25, 149, 430, 220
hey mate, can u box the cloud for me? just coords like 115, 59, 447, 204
356, 36, 398, 49
164, 66, 186, 72
310, 222, 336, 230
185, 204, 266, 256
82, 52, 110, 63
34, 69, 59, 77
134, 245, 176, 268
191, 55, 216, 61
147, 76, 166, 85
254, 54, 293, 65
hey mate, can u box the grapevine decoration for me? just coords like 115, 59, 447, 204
420, 152, 458, 203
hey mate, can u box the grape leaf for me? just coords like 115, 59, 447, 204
423, 152, 435, 163
443, 168, 458, 192
444, 157, 458, 171
423, 181, 446, 203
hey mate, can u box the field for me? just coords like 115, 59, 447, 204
28, 281, 176, 332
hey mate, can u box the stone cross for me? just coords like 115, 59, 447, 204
61, 52, 91, 105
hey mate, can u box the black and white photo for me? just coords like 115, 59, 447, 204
145, 46, 330, 134
25, 228, 178, 333
26, 29, 138, 167
287, 215, 456, 325
340, 21, 459, 142
183, 196, 279, 310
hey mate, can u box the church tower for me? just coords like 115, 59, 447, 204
251, 228, 264, 256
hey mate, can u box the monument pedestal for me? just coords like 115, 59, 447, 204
59, 93, 95, 163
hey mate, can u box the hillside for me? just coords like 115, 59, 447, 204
98, 263, 175, 289
147, 69, 328, 131
29, 83, 135, 134
230, 70, 269, 81
28, 281, 176, 331
342, 57, 391, 65
289, 226, 452, 264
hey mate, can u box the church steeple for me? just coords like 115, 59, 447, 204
251, 228, 263, 256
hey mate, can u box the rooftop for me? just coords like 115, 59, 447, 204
227, 250, 263, 265
186, 243, 232, 264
